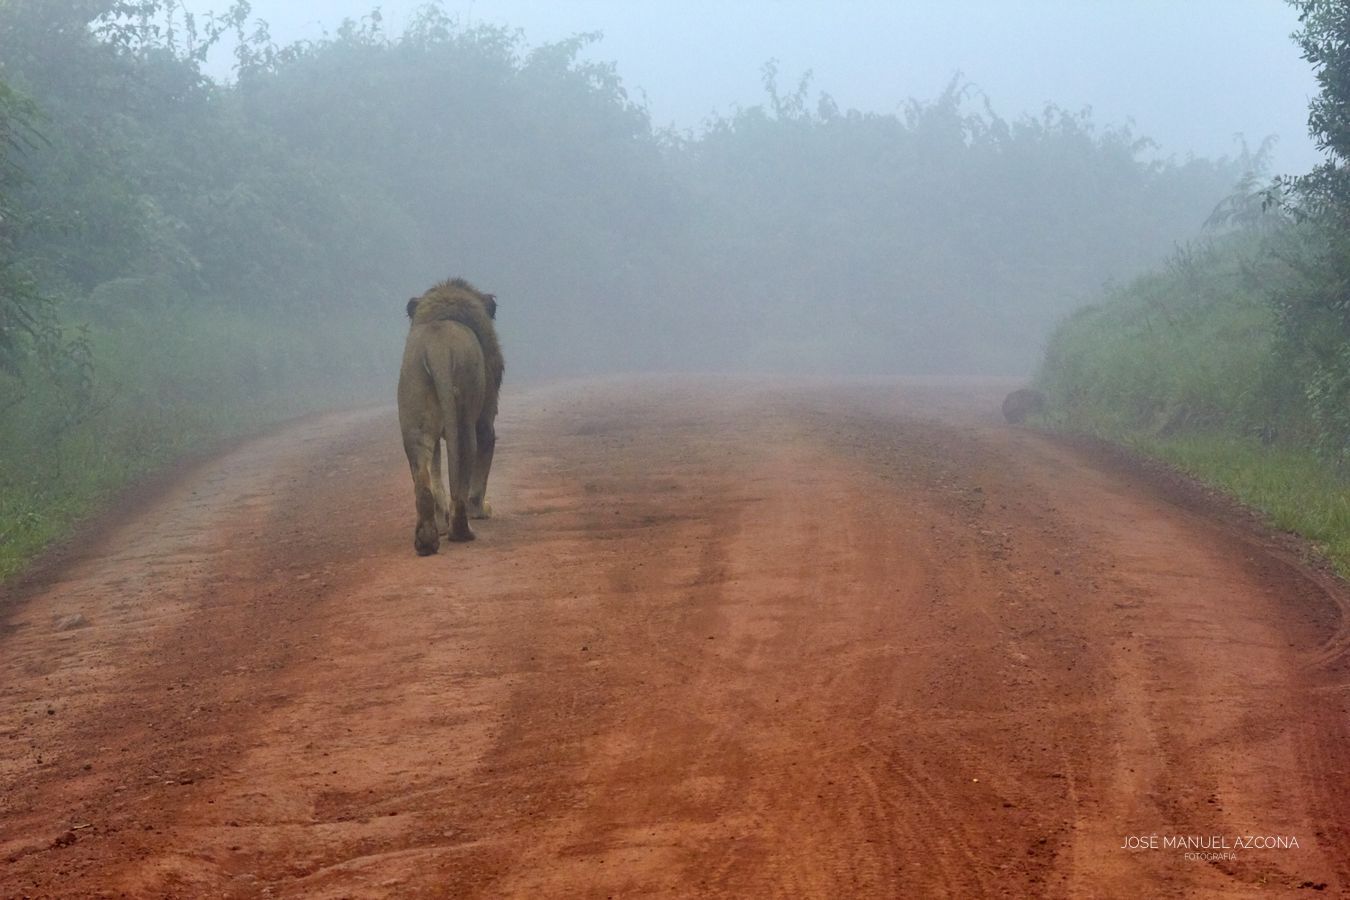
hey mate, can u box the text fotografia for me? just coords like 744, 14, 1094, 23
1120, 834, 1300, 852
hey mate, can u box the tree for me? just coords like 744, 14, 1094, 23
1277, 0, 1350, 461
0, 77, 50, 378
1288, 0, 1350, 224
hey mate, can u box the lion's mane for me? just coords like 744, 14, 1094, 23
407, 278, 504, 390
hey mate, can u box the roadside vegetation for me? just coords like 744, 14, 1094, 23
1037, 0, 1350, 576
0, 1, 1255, 580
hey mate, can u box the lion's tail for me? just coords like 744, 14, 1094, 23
423, 345, 470, 503
421, 346, 460, 444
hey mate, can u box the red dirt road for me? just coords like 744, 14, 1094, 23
3, 377, 1349, 898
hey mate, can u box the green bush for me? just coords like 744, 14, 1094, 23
1036, 225, 1350, 575
0, 303, 399, 580
1039, 233, 1305, 436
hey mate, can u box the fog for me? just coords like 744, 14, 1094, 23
163, 0, 1314, 378
0, 1, 1324, 402
219, 0, 1320, 174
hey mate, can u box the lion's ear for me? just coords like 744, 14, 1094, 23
484, 294, 497, 320
406, 298, 420, 319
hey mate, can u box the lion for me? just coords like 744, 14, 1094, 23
397, 278, 504, 555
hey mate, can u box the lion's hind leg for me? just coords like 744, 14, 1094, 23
404, 432, 440, 556
447, 416, 477, 542
468, 419, 495, 520
431, 441, 450, 534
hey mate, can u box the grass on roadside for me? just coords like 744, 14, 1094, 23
1131, 432, 1350, 576
0, 305, 399, 583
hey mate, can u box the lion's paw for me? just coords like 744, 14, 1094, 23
414, 525, 440, 556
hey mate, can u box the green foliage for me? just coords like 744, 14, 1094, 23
0, 301, 395, 581
1287, 0, 1350, 224
1265, 1, 1350, 463
1038, 231, 1307, 439
0, 76, 48, 377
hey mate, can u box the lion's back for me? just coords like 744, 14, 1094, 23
398, 320, 489, 427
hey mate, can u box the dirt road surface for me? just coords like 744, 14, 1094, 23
3, 377, 1349, 898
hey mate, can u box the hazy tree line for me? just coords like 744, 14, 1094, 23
0, 1, 1247, 379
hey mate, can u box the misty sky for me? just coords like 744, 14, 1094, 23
202, 1, 1321, 175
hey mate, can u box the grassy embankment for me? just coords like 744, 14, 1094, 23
1036, 232, 1350, 576
0, 307, 398, 582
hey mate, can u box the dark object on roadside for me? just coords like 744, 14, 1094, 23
1002, 388, 1046, 424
